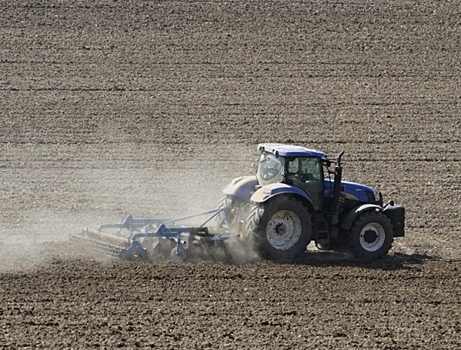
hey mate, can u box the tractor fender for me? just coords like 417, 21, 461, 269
250, 183, 314, 208
222, 175, 258, 202
340, 204, 383, 230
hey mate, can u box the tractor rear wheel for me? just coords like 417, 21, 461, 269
218, 196, 249, 233
246, 196, 312, 261
348, 210, 394, 261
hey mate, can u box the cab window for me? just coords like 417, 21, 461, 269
287, 157, 322, 181
286, 157, 323, 209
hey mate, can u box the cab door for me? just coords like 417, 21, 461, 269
286, 157, 324, 210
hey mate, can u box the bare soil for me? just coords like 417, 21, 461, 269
1, 1, 460, 348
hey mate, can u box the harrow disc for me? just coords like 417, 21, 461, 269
170, 246, 187, 261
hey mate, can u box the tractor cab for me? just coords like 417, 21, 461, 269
255, 144, 330, 212
256, 143, 381, 212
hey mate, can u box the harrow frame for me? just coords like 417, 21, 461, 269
75, 205, 232, 261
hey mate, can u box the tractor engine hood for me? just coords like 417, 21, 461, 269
324, 179, 379, 203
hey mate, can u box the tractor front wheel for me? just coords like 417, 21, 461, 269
246, 196, 312, 261
348, 210, 394, 261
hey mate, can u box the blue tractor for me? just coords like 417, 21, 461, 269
222, 143, 405, 261
73, 143, 405, 263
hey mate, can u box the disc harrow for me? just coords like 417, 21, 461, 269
70, 206, 232, 262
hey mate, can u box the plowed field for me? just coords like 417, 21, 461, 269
1, 1, 460, 348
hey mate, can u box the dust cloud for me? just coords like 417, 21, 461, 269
0, 144, 261, 272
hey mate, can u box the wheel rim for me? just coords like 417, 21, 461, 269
359, 222, 386, 252
266, 210, 302, 250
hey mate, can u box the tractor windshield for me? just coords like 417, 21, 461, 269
257, 152, 285, 185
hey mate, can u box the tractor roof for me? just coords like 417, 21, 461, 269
258, 143, 326, 158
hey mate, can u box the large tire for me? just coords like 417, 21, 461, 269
218, 196, 249, 232
246, 196, 312, 261
347, 210, 394, 261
